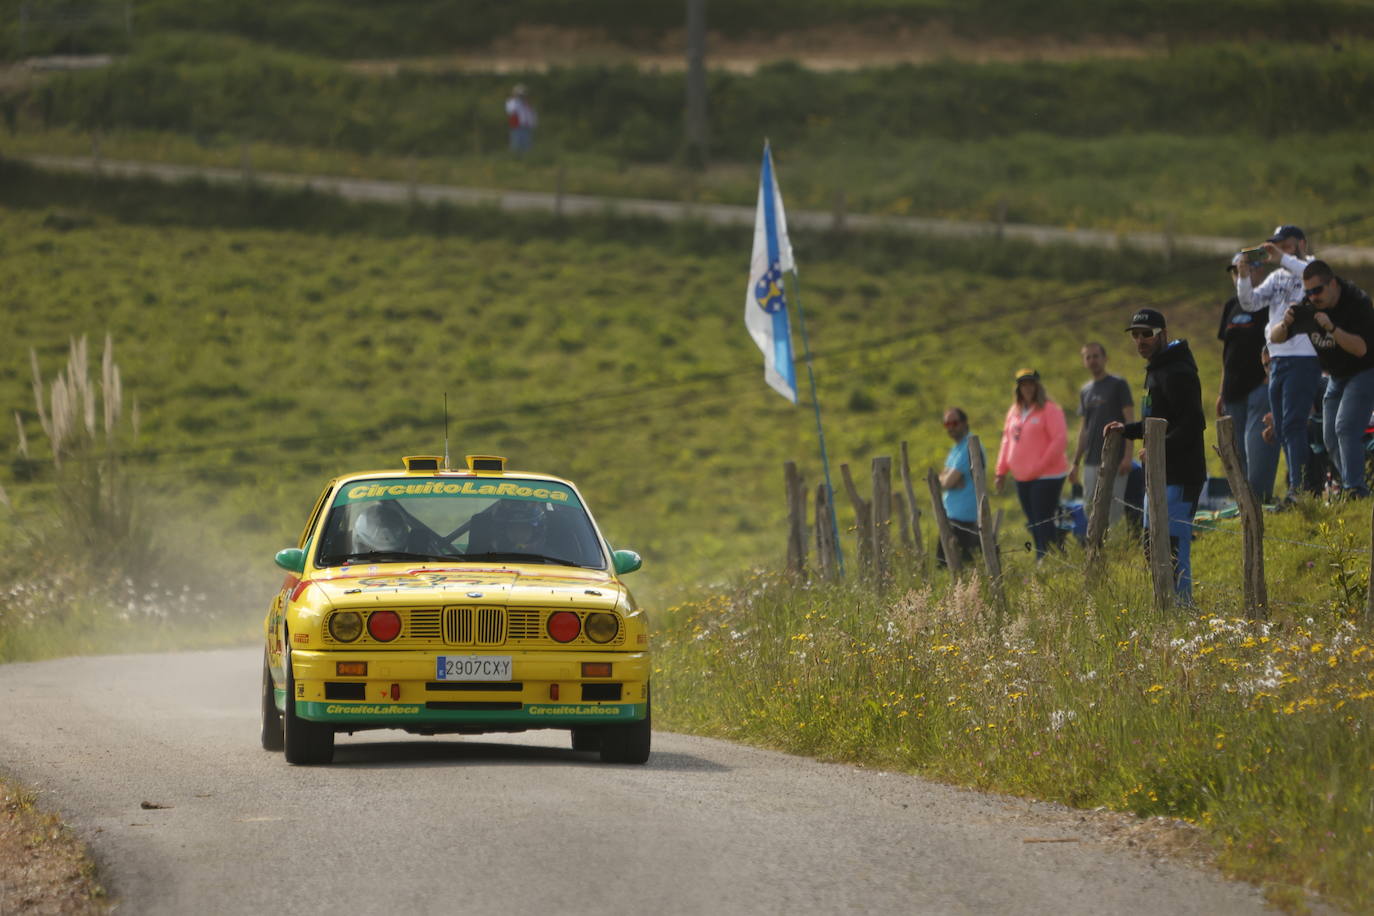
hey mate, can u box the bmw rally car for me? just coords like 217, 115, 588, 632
261, 455, 650, 765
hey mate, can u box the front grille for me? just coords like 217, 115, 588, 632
323, 607, 626, 647
444, 607, 505, 645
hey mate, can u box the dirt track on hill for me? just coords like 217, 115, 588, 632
346, 23, 1168, 75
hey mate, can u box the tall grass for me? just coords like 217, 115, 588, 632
17, 37, 1374, 162
656, 513, 1374, 910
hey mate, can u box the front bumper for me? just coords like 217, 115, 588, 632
285, 649, 649, 727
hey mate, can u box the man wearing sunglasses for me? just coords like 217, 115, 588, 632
1106, 309, 1207, 603
938, 407, 984, 567
1235, 225, 1318, 506
1270, 260, 1374, 498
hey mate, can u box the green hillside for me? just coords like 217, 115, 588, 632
4, 0, 1373, 58
1, 163, 1289, 623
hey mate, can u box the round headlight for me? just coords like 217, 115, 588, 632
328, 611, 363, 642
584, 612, 619, 644
367, 610, 402, 642
547, 611, 581, 643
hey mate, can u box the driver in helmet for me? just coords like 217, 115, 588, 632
353, 500, 416, 554
488, 498, 548, 553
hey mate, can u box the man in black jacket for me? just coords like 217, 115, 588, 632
1271, 260, 1374, 497
1106, 308, 1207, 603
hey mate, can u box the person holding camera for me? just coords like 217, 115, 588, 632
1106, 309, 1207, 603
1218, 254, 1281, 503
1270, 260, 1374, 498
1235, 225, 1317, 506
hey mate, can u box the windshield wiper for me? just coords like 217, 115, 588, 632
460, 552, 582, 567
334, 550, 463, 565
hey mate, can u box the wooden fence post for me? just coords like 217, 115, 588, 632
900, 442, 926, 568
871, 457, 892, 585
841, 463, 872, 575
1085, 426, 1124, 576
1213, 416, 1267, 618
814, 483, 836, 581
966, 435, 1003, 605
1144, 417, 1174, 610
893, 491, 911, 549
926, 468, 961, 576
784, 461, 807, 577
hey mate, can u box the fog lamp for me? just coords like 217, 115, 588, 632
328, 611, 363, 642
584, 613, 619, 644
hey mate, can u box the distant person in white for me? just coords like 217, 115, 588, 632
1234, 224, 1317, 504
505, 84, 538, 154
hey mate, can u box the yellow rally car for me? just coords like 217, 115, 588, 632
261, 455, 650, 765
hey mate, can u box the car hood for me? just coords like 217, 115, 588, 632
303, 565, 625, 610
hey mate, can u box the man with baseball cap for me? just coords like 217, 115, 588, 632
1106, 308, 1207, 602
1235, 224, 1318, 506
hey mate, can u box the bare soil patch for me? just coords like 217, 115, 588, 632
0, 778, 107, 915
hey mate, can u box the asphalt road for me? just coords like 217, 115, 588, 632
0, 648, 1273, 915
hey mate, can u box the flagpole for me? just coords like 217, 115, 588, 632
786, 271, 845, 577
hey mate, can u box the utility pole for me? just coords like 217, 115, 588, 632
684, 0, 708, 170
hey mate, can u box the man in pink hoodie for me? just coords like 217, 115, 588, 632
995, 368, 1070, 559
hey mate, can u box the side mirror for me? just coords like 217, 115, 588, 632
274, 548, 306, 575
611, 549, 642, 575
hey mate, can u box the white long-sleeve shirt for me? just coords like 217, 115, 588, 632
1236, 252, 1316, 358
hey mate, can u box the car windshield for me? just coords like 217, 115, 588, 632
315, 477, 606, 569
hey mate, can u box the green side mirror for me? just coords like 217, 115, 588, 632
612, 549, 642, 575
274, 548, 306, 575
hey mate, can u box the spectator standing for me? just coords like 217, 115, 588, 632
994, 369, 1069, 560
938, 407, 984, 567
1218, 254, 1280, 502
1270, 260, 1374, 497
1235, 225, 1318, 505
1069, 342, 1134, 525
1107, 309, 1207, 603
505, 84, 537, 154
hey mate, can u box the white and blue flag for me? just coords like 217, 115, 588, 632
745, 143, 798, 403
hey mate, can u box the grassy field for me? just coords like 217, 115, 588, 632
653, 507, 1374, 910
7, 37, 1374, 238
1, 163, 1315, 647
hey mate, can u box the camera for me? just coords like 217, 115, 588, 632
1240, 245, 1267, 266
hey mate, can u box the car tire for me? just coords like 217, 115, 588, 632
283, 645, 335, 765
598, 689, 650, 765
570, 727, 601, 752
261, 652, 284, 751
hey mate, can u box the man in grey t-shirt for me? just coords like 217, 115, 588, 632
1069, 342, 1135, 525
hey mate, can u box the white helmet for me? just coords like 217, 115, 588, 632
354, 501, 409, 552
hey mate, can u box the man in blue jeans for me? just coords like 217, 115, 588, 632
1270, 260, 1374, 497
1235, 225, 1318, 505
1107, 309, 1207, 603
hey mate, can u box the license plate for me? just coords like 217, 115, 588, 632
436, 655, 513, 681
